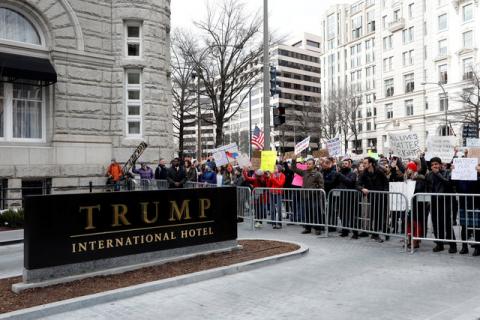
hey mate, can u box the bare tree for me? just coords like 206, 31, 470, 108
289, 97, 322, 149
171, 30, 198, 158
178, 0, 263, 147
457, 68, 480, 138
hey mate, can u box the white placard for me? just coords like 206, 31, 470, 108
294, 136, 310, 155
211, 143, 239, 164
326, 137, 342, 157
236, 153, 251, 168
389, 181, 416, 211
452, 158, 478, 181
389, 132, 421, 159
212, 151, 228, 166
425, 136, 457, 163
467, 138, 480, 148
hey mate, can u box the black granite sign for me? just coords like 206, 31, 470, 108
24, 187, 237, 269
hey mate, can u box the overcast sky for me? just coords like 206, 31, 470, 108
171, 0, 341, 41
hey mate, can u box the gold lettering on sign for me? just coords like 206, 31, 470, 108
169, 200, 191, 222
79, 205, 101, 230
111, 204, 131, 227
140, 202, 159, 224
198, 198, 211, 218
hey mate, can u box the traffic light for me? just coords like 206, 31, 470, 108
273, 105, 286, 127
269, 65, 281, 96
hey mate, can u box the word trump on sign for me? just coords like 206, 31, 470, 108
389, 133, 421, 159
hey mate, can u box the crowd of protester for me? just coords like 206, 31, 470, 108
106, 151, 480, 256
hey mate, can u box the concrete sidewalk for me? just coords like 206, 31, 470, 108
37, 224, 480, 320
0, 230, 23, 246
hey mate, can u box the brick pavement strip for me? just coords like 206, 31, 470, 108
4, 224, 480, 320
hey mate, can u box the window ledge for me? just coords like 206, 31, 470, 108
456, 47, 477, 56
434, 54, 450, 62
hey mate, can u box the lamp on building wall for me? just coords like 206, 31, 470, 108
421, 81, 449, 136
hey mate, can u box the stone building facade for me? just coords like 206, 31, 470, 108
0, 0, 172, 205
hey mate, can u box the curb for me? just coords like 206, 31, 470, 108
0, 239, 23, 246
0, 239, 308, 320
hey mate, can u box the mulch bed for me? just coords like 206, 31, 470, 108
0, 240, 298, 314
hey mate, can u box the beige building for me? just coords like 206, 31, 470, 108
0, 0, 172, 206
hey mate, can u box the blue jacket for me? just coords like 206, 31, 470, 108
132, 165, 154, 180
201, 171, 217, 184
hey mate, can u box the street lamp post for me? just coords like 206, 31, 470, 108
421, 81, 448, 136
262, 0, 271, 150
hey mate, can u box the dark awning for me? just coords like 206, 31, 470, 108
0, 52, 57, 86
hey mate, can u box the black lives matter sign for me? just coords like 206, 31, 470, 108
24, 188, 237, 269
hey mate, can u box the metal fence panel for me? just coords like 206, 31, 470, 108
327, 189, 409, 243
251, 188, 327, 229
236, 186, 252, 222
410, 193, 480, 253
185, 181, 218, 188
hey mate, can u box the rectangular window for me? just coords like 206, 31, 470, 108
438, 14, 447, 31
367, 10, 375, 33
125, 21, 142, 58
438, 39, 447, 56
439, 93, 448, 111
402, 27, 414, 44
385, 78, 394, 97
367, 122, 372, 131
383, 35, 392, 50
408, 3, 414, 19
0, 83, 44, 141
382, 15, 387, 29
393, 9, 400, 22
439, 64, 448, 84
463, 31, 473, 49
404, 73, 414, 93
463, 4, 473, 22
386, 103, 393, 119
463, 58, 473, 80
405, 99, 414, 116
402, 50, 414, 66
351, 15, 363, 39
125, 70, 142, 137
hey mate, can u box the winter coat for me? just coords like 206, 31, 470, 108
167, 166, 187, 188
357, 167, 389, 191
154, 165, 168, 180
200, 171, 217, 184
107, 163, 123, 182
291, 166, 324, 189
338, 168, 357, 190
425, 170, 453, 194
267, 172, 286, 194
185, 167, 197, 182
132, 165, 154, 180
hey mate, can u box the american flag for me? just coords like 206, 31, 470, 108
251, 125, 264, 150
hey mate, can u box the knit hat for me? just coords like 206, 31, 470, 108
255, 169, 264, 176
406, 161, 417, 172
430, 157, 442, 165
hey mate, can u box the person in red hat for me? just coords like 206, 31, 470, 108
405, 161, 427, 249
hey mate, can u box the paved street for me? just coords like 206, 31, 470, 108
14, 223, 477, 320
0, 243, 22, 280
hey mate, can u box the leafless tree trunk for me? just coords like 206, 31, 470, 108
177, 0, 263, 147
171, 30, 197, 158
456, 68, 480, 138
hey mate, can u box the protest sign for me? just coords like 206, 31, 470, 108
260, 151, 277, 172
367, 150, 379, 160
250, 150, 261, 169
389, 132, 421, 159
212, 151, 228, 166
326, 137, 342, 157
211, 143, 239, 164
294, 136, 310, 155
312, 149, 329, 158
467, 138, 480, 148
236, 153, 251, 168
283, 151, 296, 160
452, 158, 478, 181
292, 163, 307, 187
468, 148, 480, 160
425, 136, 457, 163
389, 181, 416, 211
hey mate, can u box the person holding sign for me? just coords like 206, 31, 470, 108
266, 165, 286, 229
454, 163, 480, 256
291, 158, 324, 235
425, 157, 457, 254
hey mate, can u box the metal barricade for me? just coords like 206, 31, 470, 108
410, 193, 480, 253
236, 186, 252, 223
251, 188, 327, 230
185, 181, 218, 188
327, 189, 409, 243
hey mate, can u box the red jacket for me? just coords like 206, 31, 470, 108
267, 173, 286, 194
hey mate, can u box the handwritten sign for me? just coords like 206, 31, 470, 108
467, 138, 480, 148
212, 151, 229, 166
260, 151, 277, 172
236, 153, 251, 168
469, 148, 480, 160
389, 181, 416, 211
389, 132, 421, 159
294, 136, 310, 155
367, 150, 379, 160
452, 158, 479, 181
211, 143, 239, 164
292, 163, 307, 186
425, 136, 457, 163
326, 137, 342, 157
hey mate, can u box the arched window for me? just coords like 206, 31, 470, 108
0, 7, 41, 45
